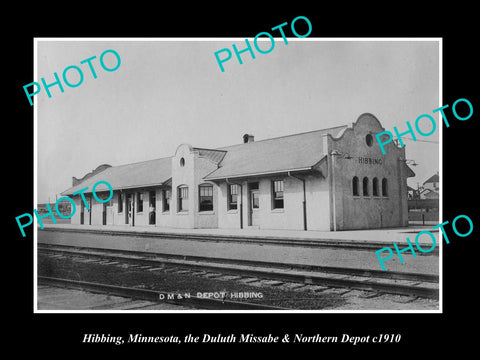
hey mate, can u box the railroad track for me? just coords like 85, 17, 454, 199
38, 243, 439, 299
38, 276, 285, 310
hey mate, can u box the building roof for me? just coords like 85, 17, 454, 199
61, 157, 172, 195
203, 125, 348, 180
423, 173, 439, 185
421, 188, 439, 199
193, 148, 227, 164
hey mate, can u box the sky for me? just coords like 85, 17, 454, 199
36, 39, 440, 204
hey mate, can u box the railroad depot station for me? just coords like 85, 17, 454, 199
61, 113, 415, 232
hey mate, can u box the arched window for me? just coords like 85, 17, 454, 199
382, 178, 388, 196
352, 176, 359, 196
372, 177, 379, 196
363, 177, 369, 196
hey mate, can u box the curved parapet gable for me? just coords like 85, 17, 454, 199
328, 113, 404, 157
174, 143, 194, 157
355, 113, 384, 131
72, 164, 112, 186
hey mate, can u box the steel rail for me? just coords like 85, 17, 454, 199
38, 244, 439, 299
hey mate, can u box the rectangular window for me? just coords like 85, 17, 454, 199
149, 191, 156, 209
178, 186, 189, 212
272, 180, 284, 209
162, 189, 171, 212
228, 184, 238, 210
118, 192, 123, 213
199, 184, 214, 212
137, 192, 144, 212
252, 192, 259, 209
149, 191, 156, 225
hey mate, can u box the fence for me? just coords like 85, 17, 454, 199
408, 210, 439, 225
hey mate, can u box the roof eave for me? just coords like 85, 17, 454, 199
203, 167, 314, 181
61, 181, 170, 196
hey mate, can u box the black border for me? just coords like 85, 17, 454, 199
8, 5, 479, 354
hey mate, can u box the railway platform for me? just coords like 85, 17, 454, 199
39, 223, 440, 244
38, 224, 440, 276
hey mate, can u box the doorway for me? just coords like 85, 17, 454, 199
102, 203, 107, 225
80, 200, 84, 225
88, 196, 92, 225
126, 193, 135, 226
248, 182, 260, 226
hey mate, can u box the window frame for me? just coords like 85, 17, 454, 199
118, 192, 123, 213
372, 177, 379, 197
228, 184, 239, 210
149, 190, 156, 209
382, 178, 388, 197
162, 189, 171, 212
363, 177, 369, 196
137, 192, 144, 213
177, 185, 189, 212
272, 179, 284, 209
352, 176, 359, 196
199, 184, 214, 212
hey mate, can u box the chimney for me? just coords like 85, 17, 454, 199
243, 134, 254, 143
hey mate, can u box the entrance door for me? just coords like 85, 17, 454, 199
102, 203, 107, 225
88, 196, 92, 225
248, 182, 260, 226
127, 194, 135, 226
80, 200, 84, 225
250, 190, 260, 226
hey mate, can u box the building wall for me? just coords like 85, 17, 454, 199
194, 156, 218, 229
216, 174, 331, 231
111, 192, 124, 225
304, 174, 330, 231
158, 186, 174, 228
66, 114, 410, 232
70, 196, 82, 225
327, 113, 410, 230
217, 182, 242, 229
70, 188, 169, 227
170, 144, 196, 229
69, 194, 95, 225
90, 200, 103, 225
254, 177, 304, 230
168, 144, 220, 229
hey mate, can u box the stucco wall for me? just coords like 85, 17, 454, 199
327, 113, 410, 230
217, 174, 330, 231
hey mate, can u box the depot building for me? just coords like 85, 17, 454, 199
61, 113, 415, 231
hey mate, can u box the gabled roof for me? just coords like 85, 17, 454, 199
61, 157, 172, 195
423, 173, 439, 185
203, 125, 348, 180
